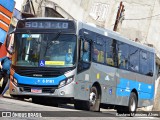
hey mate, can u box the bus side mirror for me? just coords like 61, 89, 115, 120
5, 35, 10, 49
5, 33, 15, 55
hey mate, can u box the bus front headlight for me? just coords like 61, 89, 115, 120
58, 76, 74, 88
58, 80, 66, 88
66, 76, 74, 85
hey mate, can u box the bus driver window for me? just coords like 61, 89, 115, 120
82, 41, 90, 62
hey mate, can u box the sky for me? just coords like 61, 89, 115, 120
14, 0, 24, 11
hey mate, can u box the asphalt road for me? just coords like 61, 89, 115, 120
0, 97, 159, 120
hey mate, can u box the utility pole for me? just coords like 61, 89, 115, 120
113, 1, 125, 31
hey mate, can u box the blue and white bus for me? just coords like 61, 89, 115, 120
8, 18, 156, 114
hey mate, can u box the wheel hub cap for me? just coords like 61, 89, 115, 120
89, 92, 96, 106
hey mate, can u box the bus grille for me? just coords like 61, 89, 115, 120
13, 68, 63, 77
19, 86, 58, 93
12, 65, 75, 78
17, 70, 62, 77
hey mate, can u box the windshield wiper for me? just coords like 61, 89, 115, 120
44, 32, 61, 56
48, 32, 61, 48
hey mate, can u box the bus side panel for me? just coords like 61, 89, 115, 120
93, 64, 117, 105
136, 73, 154, 107
115, 69, 136, 106
75, 69, 91, 101
115, 69, 154, 107
75, 63, 118, 104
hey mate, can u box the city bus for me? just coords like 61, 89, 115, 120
8, 17, 156, 114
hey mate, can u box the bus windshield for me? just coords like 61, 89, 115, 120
14, 33, 77, 67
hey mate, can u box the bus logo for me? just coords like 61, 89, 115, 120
33, 74, 43, 77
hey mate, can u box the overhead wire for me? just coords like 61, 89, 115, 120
125, 13, 160, 20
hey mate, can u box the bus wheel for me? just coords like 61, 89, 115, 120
117, 92, 137, 116
89, 86, 100, 112
128, 92, 137, 114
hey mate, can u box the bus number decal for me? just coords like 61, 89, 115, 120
42, 79, 54, 84
25, 21, 69, 29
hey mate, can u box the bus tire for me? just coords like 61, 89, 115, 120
128, 92, 137, 114
117, 92, 137, 116
89, 86, 100, 112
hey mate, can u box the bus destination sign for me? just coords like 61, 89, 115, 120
25, 21, 69, 29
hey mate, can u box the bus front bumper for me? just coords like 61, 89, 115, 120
9, 81, 75, 98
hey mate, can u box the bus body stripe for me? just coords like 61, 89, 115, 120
14, 73, 67, 86
116, 78, 154, 100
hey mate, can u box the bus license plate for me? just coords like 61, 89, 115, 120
31, 88, 42, 93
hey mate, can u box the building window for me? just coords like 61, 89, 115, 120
89, 2, 109, 22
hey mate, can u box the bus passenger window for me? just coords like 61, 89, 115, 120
92, 36, 105, 64
140, 51, 154, 76
105, 38, 116, 67
106, 58, 114, 66
97, 51, 104, 63
129, 46, 139, 72
117, 42, 129, 69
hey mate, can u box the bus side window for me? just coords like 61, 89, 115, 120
78, 39, 91, 72
82, 41, 90, 62
140, 50, 148, 75
92, 36, 105, 63
140, 50, 154, 76
117, 41, 129, 69
105, 38, 116, 66
129, 46, 139, 72
93, 47, 99, 61
97, 51, 104, 63
149, 53, 154, 76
